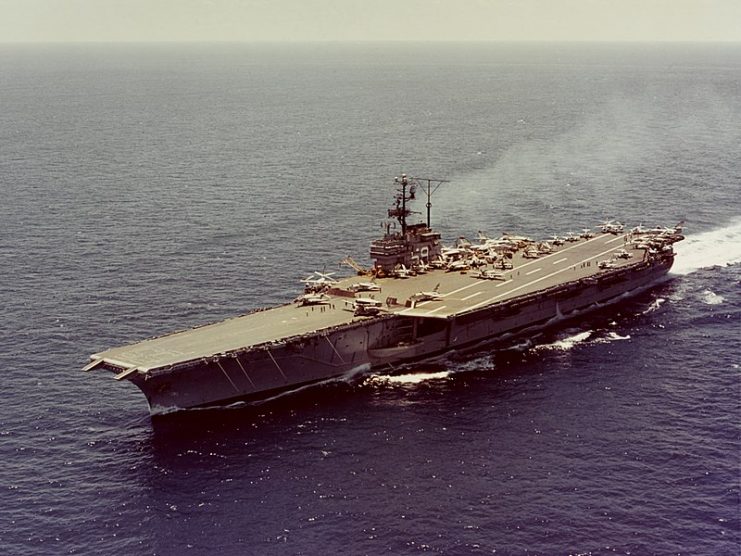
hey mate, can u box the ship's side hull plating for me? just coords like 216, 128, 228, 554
134, 255, 673, 413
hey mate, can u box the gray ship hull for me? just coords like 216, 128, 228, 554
86, 185, 684, 415
129, 254, 673, 414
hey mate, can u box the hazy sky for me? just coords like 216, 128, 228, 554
0, 0, 739, 43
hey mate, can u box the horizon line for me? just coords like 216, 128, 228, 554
2, 39, 740, 45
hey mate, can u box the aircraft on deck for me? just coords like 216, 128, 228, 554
441, 247, 467, 259
473, 269, 507, 281
414, 261, 430, 274
393, 264, 414, 279
409, 285, 443, 306
469, 255, 486, 268
353, 297, 384, 316
500, 233, 532, 244
295, 293, 331, 306
429, 256, 447, 269
599, 220, 625, 234
348, 282, 382, 293
302, 271, 338, 291
447, 259, 470, 272
537, 242, 553, 254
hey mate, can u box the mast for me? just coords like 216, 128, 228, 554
416, 176, 449, 228
388, 174, 415, 235
386, 175, 449, 234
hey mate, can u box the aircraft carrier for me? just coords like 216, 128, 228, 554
84, 175, 684, 414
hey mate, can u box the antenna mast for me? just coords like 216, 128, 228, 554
386, 174, 448, 234
388, 174, 416, 235
415, 176, 449, 228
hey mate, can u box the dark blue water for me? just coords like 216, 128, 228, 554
1, 43, 739, 555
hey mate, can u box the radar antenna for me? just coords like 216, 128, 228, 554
414, 176, 449, 228
388, 174, 449, 232
388, 174, 415, 235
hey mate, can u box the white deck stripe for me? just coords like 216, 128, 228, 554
397, 234, 613, 318
552, 257, 568, 265
461, 291, 483, 301
525, 268, 542, 275
442, 281, 480, 297
465, 243, 630, 312
425, 305, 447, 315
440, 233, 606, 298
605, 235, 624, 244
511, 233, 606, 271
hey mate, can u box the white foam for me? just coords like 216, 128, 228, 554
700, 289, 725, 305
149, 404, 183, 416
603, 332, 631, 342
369, 371, 452, 385
538, 330, 593, 351
642, 297, 666, 314
671, 218, 741, 275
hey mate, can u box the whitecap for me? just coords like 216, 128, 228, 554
700, 289, 725, 305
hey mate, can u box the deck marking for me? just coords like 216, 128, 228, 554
434, 234, 605, 307
461, 291, 483, 301
605, 235, 624, 244
525, 268, 542, 275
466, 243, 633, 312
442, 281, 480, 297
426, 305, 447, 315
495, 280, 512, 287
552, 257, 568, 265
512, 233, 606, 271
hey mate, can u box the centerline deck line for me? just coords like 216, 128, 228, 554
465, 243, 634, 312
441, 233, 608, 298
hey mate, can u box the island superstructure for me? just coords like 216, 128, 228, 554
84, 175, 684, 414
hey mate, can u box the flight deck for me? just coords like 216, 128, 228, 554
89, 232, 641, 373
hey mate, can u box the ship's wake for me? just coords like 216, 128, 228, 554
535, 330, 593, 351
366, 370, 453, 386
700, 289, 725, 305
671, 218, 741, 275
362, 324, 636, 390
533, 329, 632, 353
642, 297, 666, 314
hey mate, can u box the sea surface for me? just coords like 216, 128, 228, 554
0, 43, 739, 555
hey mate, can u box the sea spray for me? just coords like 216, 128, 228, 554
671, 218, 741, 275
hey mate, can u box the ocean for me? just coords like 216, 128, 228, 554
0, 42, 739, 555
